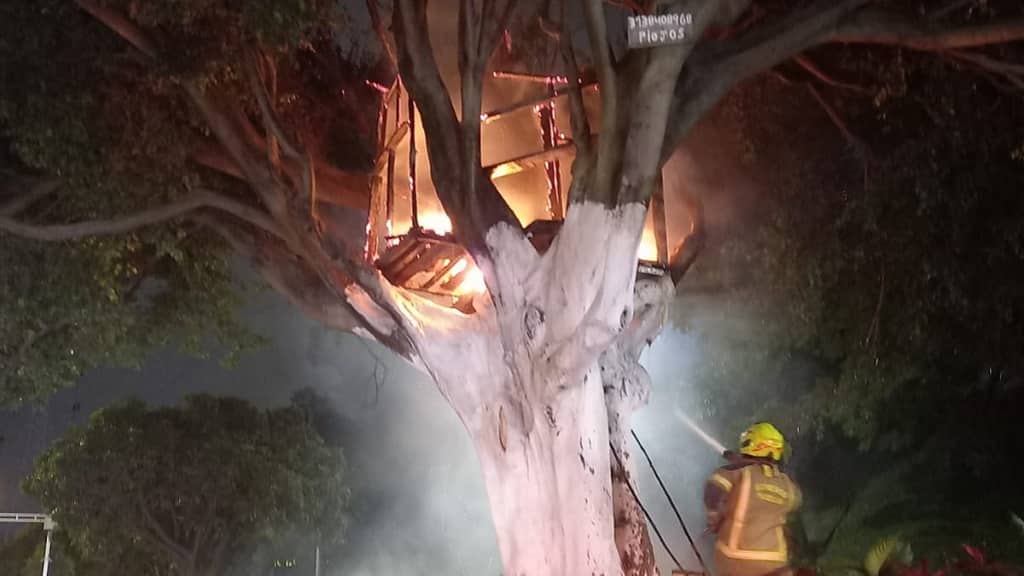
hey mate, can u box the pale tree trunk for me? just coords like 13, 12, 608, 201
380, 201, 651, 575
604, 276, 677, 576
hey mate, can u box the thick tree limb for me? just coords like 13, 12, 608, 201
246, 51, 303, 163
616, 1, 728, 208
661, 0, 872, 164
73, 1, 294, 222
458, 0, 516, 231
832, 11, 1024, 50
184, 84, 290, 219
581, 0, 620, 206
201, 216, 359, 332
192, 145, 370, 210
0, 190, 283, 242
0, 180, 60, 217
668, 190, 705, 286
662, 3, 1024, 163
560, 0, 592, 163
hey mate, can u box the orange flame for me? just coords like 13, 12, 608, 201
417, 212, 453, 236
449, 257, 486, 295
638, 227, 659, 263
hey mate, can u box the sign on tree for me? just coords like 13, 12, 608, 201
626, 13, 695, 49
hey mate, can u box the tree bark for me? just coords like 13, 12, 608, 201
392, 200, 658, 576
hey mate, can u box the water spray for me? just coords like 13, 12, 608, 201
673, 407, 727, 455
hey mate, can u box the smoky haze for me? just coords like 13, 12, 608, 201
0, 4, 768, 574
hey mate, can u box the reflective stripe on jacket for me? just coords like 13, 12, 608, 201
704, 460, 802, 564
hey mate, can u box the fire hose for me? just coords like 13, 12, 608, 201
610, 428, 714, 576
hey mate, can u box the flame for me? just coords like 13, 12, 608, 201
417, 212, 453, 235
638, 227, 659, 263
449, 257, 486, 295
456, 266, 486, 295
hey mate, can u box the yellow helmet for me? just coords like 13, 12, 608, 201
739, 422, 785, 461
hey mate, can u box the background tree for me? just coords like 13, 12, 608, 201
669, 9, 1024, 567
2, 0, 1023, 574
23, 395, 349, 576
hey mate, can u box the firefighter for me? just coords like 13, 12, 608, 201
704, 422, 802, 576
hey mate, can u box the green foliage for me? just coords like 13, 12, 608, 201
0, 0, 364, 405
679, 44, 1024, 449
23, 395, 349, 576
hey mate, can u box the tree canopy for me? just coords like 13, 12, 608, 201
23, 395, 349, 576
3, 0, 1024, 574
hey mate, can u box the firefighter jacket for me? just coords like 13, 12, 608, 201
703, 457, 802, 564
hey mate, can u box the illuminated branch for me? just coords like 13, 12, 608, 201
393, 0, 522, 262
668, 191, 705, 286
0, 189, 284, 242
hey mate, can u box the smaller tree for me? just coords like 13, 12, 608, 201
24, 395, 349, 576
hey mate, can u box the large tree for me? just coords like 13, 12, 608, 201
24, 396, 349, 576
2, 1, 1022, 574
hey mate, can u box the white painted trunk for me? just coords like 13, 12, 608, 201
369, 202, 670, 576
468, 363, 622, 576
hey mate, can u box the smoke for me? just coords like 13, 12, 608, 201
300, 327, 500, 575
0, 8, 771, 575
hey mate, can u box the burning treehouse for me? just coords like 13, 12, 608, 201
364, 72, 673, 312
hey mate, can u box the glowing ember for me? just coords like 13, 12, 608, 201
364, 79, 390, 94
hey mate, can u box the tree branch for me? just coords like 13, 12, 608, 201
663, 3, 1024, 164
616, 1, 725, 207
831, 11, 1024, 50
0, 180, 60, 217
73, 0, 294, 221
793, 54, 872, 94
73, 0, 157, 58
661, 0, 871, 164
581, 0, 619, 206
949, 50, 1024, 92
246, 51, 303, 163
393, 0, 522, 261
201, 215, 359, 333
367, 0, 399, 71
668, 190, 705, 286
0, 189, 284, 242
184, 84, 290, 219
560, 0, 592, 163
137, 498, 193, 565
